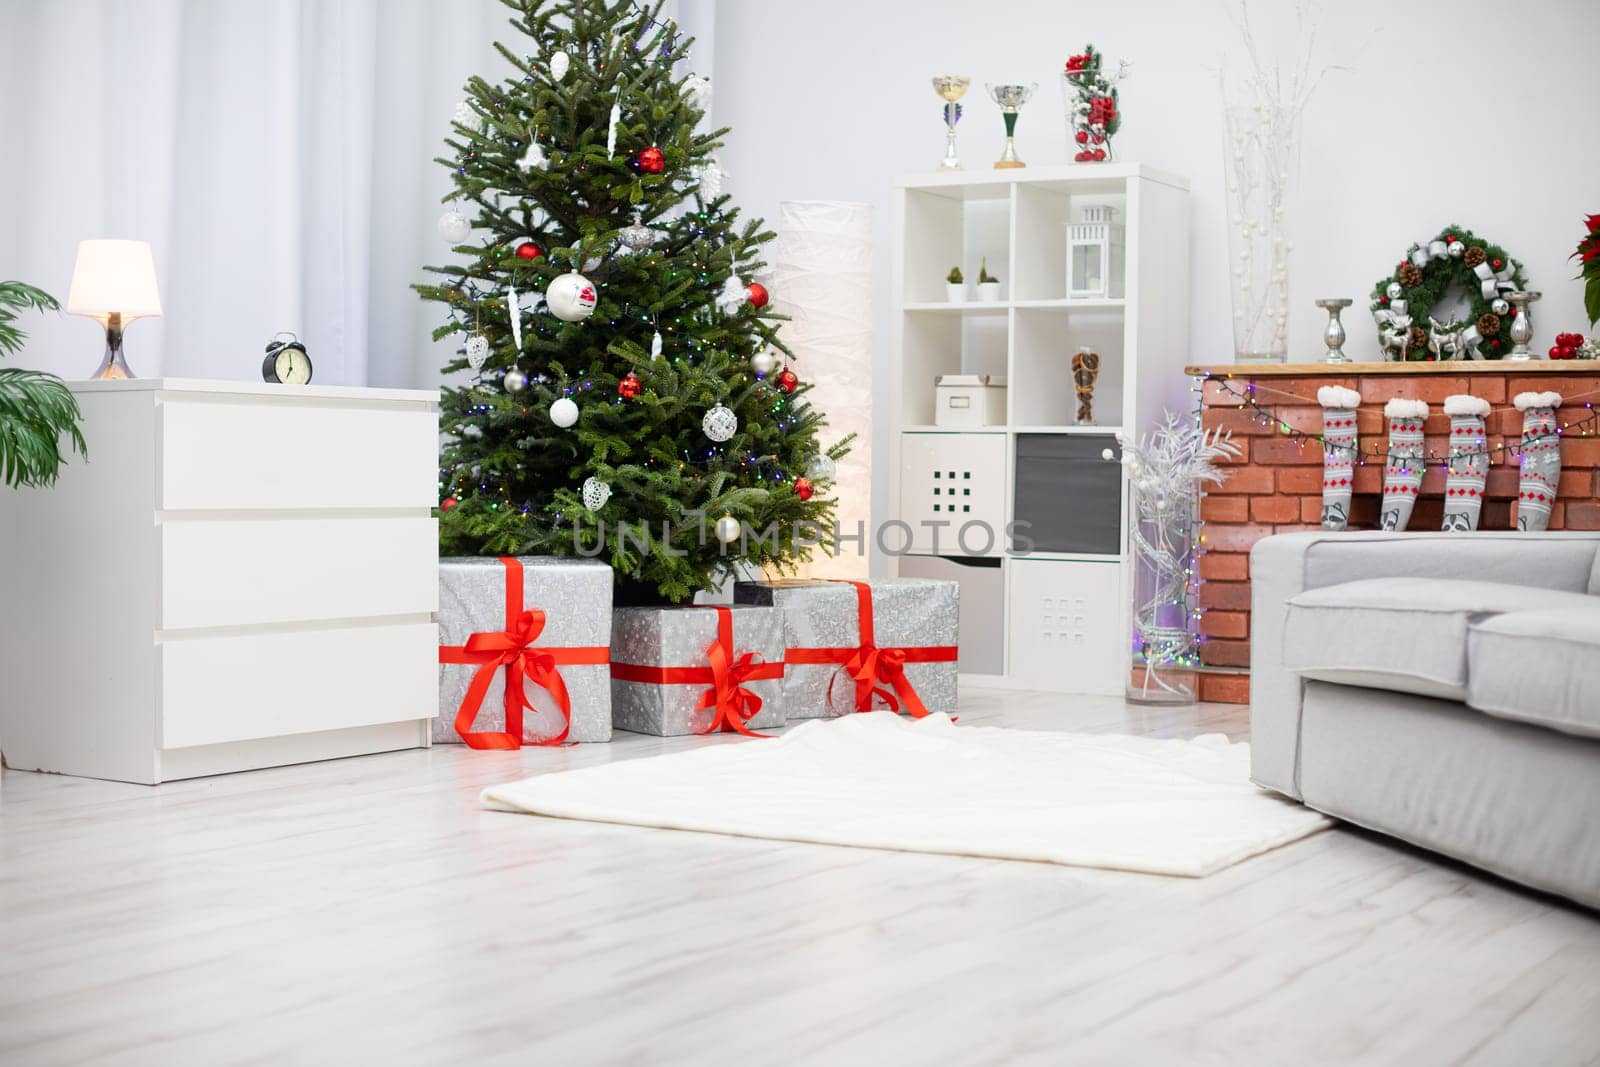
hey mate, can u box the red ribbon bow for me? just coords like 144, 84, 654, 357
438, 557, 610, 749
785, 580, 958, 719
610, 606, 783, 737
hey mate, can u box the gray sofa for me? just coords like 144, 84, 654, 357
1250, 531, 1600, 910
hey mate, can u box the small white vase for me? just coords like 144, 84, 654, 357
945, 282, 965, 303
977, 281, 1001, 302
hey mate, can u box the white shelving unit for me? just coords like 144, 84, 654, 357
888, 163, 1191, 695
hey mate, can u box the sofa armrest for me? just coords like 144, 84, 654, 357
1247, 531, 1600, 799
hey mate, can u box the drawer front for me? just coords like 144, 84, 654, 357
898, 432, 1008, 555
160, 397, 437, 510
161, 622, 438, 749
161, 517, 438, 630
1007, 558, 1122, 694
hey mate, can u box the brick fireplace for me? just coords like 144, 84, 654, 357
1189, 362, 1600, 704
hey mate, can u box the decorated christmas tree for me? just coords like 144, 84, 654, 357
417, 0, 848, 605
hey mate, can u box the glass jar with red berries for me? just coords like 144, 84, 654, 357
1060, 45, 1125, 163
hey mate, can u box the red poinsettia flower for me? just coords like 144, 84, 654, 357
1587, 213, 1600, 234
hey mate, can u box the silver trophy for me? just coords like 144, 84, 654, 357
1316, 298, 1352, 363
986, 82, 1037, 169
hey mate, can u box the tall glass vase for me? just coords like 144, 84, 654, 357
1126, 481, 1200, 706
1222, 103, 1297, 362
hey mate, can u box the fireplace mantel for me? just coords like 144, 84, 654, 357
1187, 360, 1598, 377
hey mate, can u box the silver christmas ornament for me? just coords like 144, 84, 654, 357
1492, 298, 1510, 316
1448, 240, 1465, 258
1385, 282, 1403, 300
804, 454, 837, 483
464, 334, 489, 370
437, 208, 471, 244
545, 271, 598, 322
750, 348, 779, 375
714, 515, 741, 543
503, 368, 528, 392
702, 404, 738, 442
617, 210, 657, 254
549, 396, 580, 428
581, 476, 611, 512
550, 50, 571, 81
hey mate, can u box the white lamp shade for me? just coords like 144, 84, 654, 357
66, 239, 163, 321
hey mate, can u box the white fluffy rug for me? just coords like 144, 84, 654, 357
482, 713, 1330, 877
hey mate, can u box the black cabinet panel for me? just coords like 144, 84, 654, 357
1013, 433, 1122, 553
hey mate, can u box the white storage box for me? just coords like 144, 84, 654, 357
934, 374, 1007, 428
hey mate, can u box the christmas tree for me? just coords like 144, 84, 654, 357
417, 0, 848, 605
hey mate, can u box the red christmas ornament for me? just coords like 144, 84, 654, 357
776, 368, 799, 393
618, 372, 642, 399
746, 282, 770, 309
793, 477, 814, 501
441, 497, 458, 511
515, 241, 542, 260
635, 146, 666, 174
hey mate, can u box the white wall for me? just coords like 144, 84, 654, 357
710, 0, 1600, 559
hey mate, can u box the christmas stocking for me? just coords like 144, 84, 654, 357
1515, 391, 1563, 531
1441, 394, 1490, 531
1379, 399, 1428, 531
1317, 386, 1360, 530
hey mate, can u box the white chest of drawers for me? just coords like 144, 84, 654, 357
0, 379, 441, 784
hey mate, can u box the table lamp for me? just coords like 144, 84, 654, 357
66, 239, 163, 379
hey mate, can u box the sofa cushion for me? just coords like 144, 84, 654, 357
1467, 608, 1600, 739
1282, 578, 1598, 702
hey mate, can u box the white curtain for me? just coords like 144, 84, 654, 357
0, 0, 715, 389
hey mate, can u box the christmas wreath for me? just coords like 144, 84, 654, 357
1370, 225, 1527, 361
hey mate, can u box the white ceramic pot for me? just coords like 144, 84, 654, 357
977, 281, 1001, 302
945, 282, 966, 303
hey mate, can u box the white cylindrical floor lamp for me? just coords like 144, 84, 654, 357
774, 201, 873, 579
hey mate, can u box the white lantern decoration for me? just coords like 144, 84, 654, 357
1065, 204, 1126, 301
701, 403, 738, 442
581, 476, 611, 512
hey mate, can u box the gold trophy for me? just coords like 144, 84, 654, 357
986, 82, 1037, 169
931, 75, 970, 171
1072, 346, 1100, 424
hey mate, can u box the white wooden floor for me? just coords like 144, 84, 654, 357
3, 689, 1598, 1066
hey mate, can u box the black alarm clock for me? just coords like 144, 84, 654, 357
262, 332, 313, 385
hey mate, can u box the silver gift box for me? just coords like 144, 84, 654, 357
437, 557, 613, 744
734, 578, 959, 719
610, 604, 785, 736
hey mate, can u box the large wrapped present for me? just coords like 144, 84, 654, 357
437, 556, 613, 746
734, 578, 958, 719
609, 604, 785, 736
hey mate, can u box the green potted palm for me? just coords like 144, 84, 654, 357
1, 282, 86, 487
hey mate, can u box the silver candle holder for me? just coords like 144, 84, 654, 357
1315, 298, 1353, 363
1505, 291, 1542, 361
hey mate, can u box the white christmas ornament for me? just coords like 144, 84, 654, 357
750, 348, 779, 375
650, 330, 663, 360
549, 396, 580, 428
606, 95, 621, 158
464, 334, 489, 370
804, 454, 837, 483
684, 73, 713, 110
518, 141, 547, 170
581, 476, 611, 512
506, 282, 523, 351
503, 368, 528, 392
453, 100, 478, 127
545, 271, 598, 322
714, 515, 741, 543
550, 50, 571, 82
702, 404, 738, 442
696, 158, 726, 199
437, 208, 471, 244
716, 275, 747, 314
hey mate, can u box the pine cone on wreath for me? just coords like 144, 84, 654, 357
1476, 312, 1501, 336
1407, 325, 1428, 352
1398, 263, 1423, 288
1463, 246, 1487, 269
